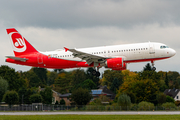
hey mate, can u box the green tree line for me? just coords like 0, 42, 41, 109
0, 63, 180, 106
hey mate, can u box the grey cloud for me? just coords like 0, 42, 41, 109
1, 0, 180, 28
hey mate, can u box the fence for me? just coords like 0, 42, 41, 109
0, 104, 179, 111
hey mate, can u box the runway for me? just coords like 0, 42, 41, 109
0, 111, 180, 115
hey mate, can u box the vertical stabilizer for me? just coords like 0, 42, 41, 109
6, 28, 38, 56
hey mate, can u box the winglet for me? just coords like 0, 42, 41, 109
64, 47, 69, 52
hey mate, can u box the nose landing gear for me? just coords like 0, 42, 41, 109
151, 61, 156, 71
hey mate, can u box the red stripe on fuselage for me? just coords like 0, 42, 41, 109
124, 57, 170, 63
6, 52, 170, 69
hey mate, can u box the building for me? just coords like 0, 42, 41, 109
164, 89, 180, 101
91, 85, 116, 100
59, 93, 72, 106
52, 90, 61, 104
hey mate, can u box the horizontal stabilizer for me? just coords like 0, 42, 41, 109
6, 56, 28, 62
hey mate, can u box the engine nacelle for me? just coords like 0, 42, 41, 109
105, 58, 126, 70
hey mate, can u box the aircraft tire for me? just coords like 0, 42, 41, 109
152, 67, 156, 71
96, 71, 100, 77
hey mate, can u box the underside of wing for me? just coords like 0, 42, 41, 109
64, 47, 107, 67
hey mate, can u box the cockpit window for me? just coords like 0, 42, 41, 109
160, 46, 169, 49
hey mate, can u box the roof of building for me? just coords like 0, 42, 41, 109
91, 86, 115, 99
164, 89, 180, 98
60, 93, 71, 98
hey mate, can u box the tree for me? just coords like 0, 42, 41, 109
102, 70, 123, 88
165, 72, 169, 87
143, 63, 152, 71
174, 80, 179, 89
86, 68, 100, 86
126, 92, 136, 104
117, 93, 131, 107
32, 68, 47, 85
60, 99, 65, 105
29, 94, 42, 103
40, 87, 52, 104
0, 65, 26, 91
71, 88, 92, 105
118, 78, 159, 104
71, 69, 87, 89
81, 79, 96, 90
3, 91, 19, 106
159, 80, 167, 92
156, 93, 166, 105
23, 70, 42, 88
47, 71, 58, 86
18, 87, 33, 104
0, 77, 8, 102
166, 96, 175, 103
54, 72, 72, 94
110, 78, 122, 94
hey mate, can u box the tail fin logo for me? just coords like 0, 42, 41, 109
10, 32, 27, 52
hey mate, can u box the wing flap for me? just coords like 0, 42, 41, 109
64, 47, 107, 67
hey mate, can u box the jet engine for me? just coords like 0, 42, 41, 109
105, 58, 126, 70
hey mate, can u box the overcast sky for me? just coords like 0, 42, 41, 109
0, 0, 179, 73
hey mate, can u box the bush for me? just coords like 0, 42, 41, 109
166, 96, 175, 103
29, 94, 42, 103
3, 91, 19, 106
175, 100, 180, 106
40, 87, 52, 104
71, 88, 92, 105
130, 104, 138, 111
138, 101, 155, 111
89, 101, 95, 105
60, 99, 65, 105
93, 98, 102, 105
117, 93, 131, 106
162, 102, 177, 110
0, 77, 8, 102
55, 101, 59, 105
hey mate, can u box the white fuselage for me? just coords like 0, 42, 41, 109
42, 42, 176, 63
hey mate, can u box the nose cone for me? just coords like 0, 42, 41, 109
170, 49, 176, 56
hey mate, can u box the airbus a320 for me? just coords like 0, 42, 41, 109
5, 28, 176, 76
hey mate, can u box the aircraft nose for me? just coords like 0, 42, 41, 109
171, 49, 176, 56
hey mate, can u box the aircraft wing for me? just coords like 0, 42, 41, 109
6, 56, 28, 62
64, 47, 107, 67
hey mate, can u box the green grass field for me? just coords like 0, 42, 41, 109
0, 115, 180, 120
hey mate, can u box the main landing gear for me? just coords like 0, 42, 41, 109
151, 61, 156, 71
92, 67, 100, 77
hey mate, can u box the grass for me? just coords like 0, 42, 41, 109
0, 115, 180, 120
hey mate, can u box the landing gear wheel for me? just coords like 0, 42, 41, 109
92, 70, 100, 77
92, 70, 97, 76
152, 67, 156, 71
151, 61, 156, 71
96, 71, 100, 77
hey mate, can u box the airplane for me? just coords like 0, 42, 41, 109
5, 28, 176, 76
